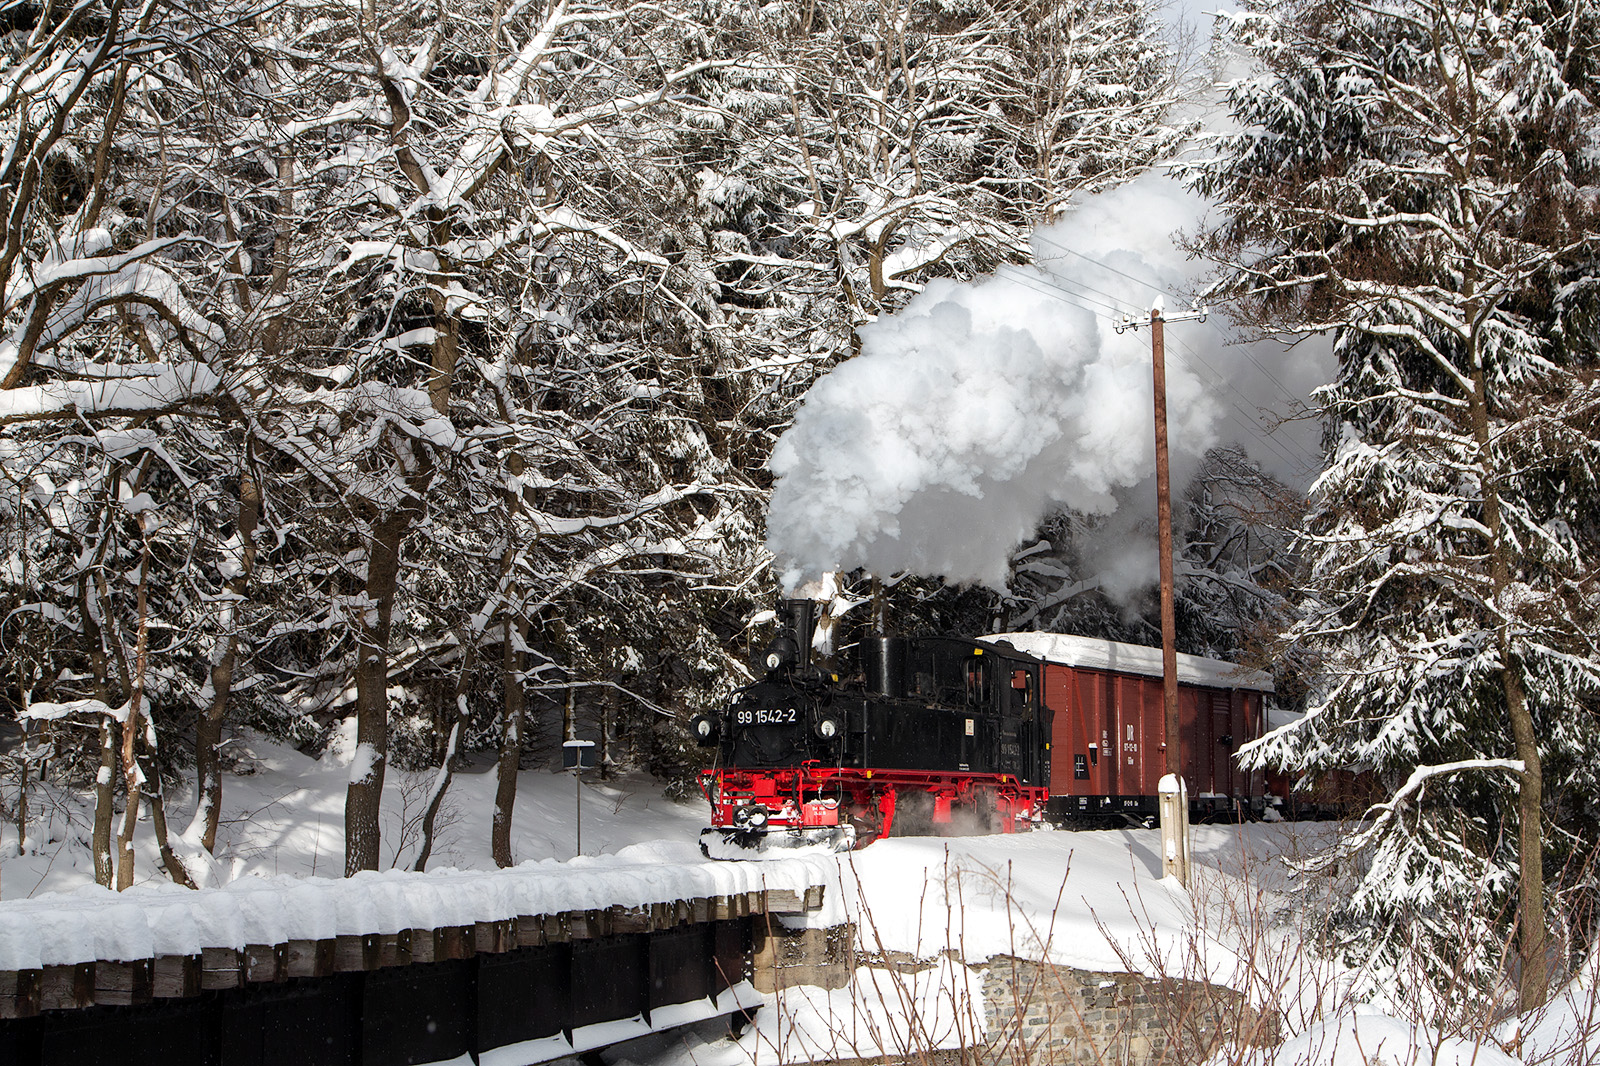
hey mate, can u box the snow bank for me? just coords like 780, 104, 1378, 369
802, 829, 1241, 986
605, 960, 986, 1066
1213, 1010, 1523, 1066
0, 841, 836, 970
1505, 946, 1600, 1063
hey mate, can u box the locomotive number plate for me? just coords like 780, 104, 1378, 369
736, 707, 798, 725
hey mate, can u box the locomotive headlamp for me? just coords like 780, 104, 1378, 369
765, 652, 782, 670
689, 714, 718, 745
816, 717, 840, 739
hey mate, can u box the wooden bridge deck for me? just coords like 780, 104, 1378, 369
0, 855, 834, 1065
0, 885, 823, 1017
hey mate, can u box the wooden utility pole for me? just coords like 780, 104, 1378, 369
1117, 302, 1206, 887
1150, 309, 1179, 782
1150, 308, 1186, 888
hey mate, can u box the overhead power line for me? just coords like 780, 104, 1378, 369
1007, 245, 1323, 473
936, 249, 1322, 476
993, 265, 1133, 319
1030, 236, 1313, 415
1034, 236, 1170, 298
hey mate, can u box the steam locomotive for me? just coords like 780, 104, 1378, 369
691, 600, 1274, 855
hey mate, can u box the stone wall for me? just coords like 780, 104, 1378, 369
751, 918, 857, 992
981, 955, 1279, 1065
751, 921, 1279, 1065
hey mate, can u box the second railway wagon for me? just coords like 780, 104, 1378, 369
982, 632, 1273, 823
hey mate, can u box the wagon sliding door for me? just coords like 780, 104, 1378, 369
1111, 672, 1161, 805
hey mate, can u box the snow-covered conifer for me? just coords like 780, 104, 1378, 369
1188, 0, 1600, 1008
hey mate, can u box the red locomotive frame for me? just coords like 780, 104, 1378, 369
701, 763, 1048, 849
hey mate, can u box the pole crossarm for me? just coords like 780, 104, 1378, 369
1114, 305, 1209, 333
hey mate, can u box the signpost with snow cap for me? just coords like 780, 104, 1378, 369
1159, 774, 1191, 883
563, 739, 597, 857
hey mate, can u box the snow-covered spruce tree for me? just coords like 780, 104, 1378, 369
1186, 0, 1600, 1008
1175, 447, 1300, 663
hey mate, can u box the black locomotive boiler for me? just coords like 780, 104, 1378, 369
691, 600, 1053, 854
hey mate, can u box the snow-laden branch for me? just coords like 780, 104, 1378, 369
22, 697, 129, 722
0, 363, 228, 426
3, 235, 188, 314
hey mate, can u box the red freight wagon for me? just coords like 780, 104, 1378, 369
981, 633, 1273, 824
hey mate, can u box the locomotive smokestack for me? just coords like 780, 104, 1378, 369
782, 599, 816, 671
759, 598, 819, 674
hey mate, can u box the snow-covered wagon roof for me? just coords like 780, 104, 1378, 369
978, 632, 1274, 693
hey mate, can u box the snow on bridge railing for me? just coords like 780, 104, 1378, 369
0, 841, 835, 1017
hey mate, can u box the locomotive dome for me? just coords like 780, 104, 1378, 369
977, 633, 1274, 693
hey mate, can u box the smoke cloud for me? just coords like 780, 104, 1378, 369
767, 173, 1327, 591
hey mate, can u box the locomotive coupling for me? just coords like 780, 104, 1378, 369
732, 803, 769, 828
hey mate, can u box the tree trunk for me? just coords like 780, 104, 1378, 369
257, 150, 295, 359
492, 616, 525, 868
80, 565, 118, 887
413, 641, 476, 871
1470, 361, 1548, 1010
341, 232, 452, 874
114, 526, 154, 891
195, 465, 260, 853
599, 681, 616, 781
1504, 665, 1547, 1008
14, 728, 26, 857
146, 756, 195, 889
868, 232, 888, 302
344, 510, 408, 875
113, 714, 142, 889
428, 287, 461, 417
92, 716, 117, 887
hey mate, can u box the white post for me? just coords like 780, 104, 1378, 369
1159, 774, 1190, 886
564, 739, 596, 858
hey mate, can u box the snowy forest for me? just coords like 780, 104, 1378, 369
2, 0, 1599, 1029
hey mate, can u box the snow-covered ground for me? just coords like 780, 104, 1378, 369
1, 733, 1595, 1065
1, 728, 716, 896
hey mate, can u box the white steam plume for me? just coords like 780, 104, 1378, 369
767, 174, 1326, 590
